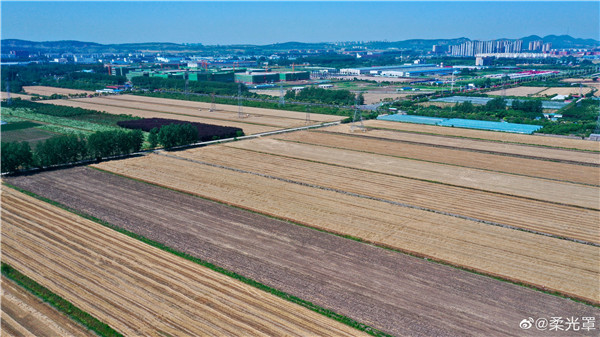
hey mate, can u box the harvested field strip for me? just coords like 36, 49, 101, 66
93, 155, 600, 303
322, 124, 600, 165
174, 146, 600, 244
1, 92, 33, 100
109, 94, 342, 122
1, 275, 98, 337
40, 99, 277, 135
486, 86, 547, 97
363, 120, 600, 152
70, 97, 309, 128
274, 131, 599, 186
22, 86, 94, 96
1, 187, 367, 337
8, 168, 599, 337
228, 138, 599, 209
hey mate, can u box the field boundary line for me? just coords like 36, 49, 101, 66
78, 169, 600, 308
157, 151, 600, 247
1, 182, 394, 337
1, 263, 123, 337
315, 130, 600, 167
272, 137, 600, 188
365, 126, 600, 153
220, 146, 600, 212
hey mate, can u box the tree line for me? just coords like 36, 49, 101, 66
285, 87, 364, 105
131, 76, 244, 96
1, 130, 143, 174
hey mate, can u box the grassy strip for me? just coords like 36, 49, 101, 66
2, 182, 393, 337
83, 168, 599, 308
1, 263, 122, 337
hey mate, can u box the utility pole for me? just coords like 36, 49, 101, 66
209, 93, 216, 112
238, 83, 244, 118
279, 82, 285, 106
350, 96, 365, 132
5, 80, 12, 106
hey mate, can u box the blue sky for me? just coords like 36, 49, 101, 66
1, 1, 598, 45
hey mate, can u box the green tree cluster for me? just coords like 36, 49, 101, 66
285, 87, 363, 105
157, 123, 199, 148
131, 76, 242, 96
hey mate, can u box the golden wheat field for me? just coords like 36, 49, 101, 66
1, 186, 367, 337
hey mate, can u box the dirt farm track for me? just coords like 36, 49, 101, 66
7, 167, 599, 337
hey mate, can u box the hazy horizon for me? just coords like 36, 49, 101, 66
2, 1, 599, 45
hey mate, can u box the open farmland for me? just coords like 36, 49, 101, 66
274, 130, 599, 185
93, 154, 600, 303
361, 92, 433, 104
363, 119, 600, 151
40, 99, 278, 135
535, 86, 593, 97
322, 124, 600, 165
486, 86, 547, 96
107, 94, 341, 122
172, 145, 599, 243
1, 186, 365, 337
1, 92, 33, 100
228, 138, 598, 209
22, 86, 94, 96
68, 96, 312, 128
1, 276, 96, 337
7, 167, 599, 337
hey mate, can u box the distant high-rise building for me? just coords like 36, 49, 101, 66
450, 39, 522, 56
542, 42, 552, 53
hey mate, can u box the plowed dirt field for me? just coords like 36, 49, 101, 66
93, 155, 600, 303
1, 186, 365, 337
7, 167, 599, 337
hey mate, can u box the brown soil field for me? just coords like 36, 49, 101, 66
229, 138, 599, 209
1, 186, 364, 337
275, 130, 599, 185
12, 168, 600, 336
323, 125, 600, 165
40, 99, 277, 135
249, 89, 280, 97
22, 86, 94, 96
535, 87, 593, 97
70, 96, 314, 128
1, 92, 32, 100
363, 119, 600, 151
1, 276, 96, 337
93, 154, 600, 303
175, 145, 599, 244
486, 86, 547, 96
107, 94, 342, 122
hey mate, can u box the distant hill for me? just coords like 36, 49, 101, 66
2, 35, 598, 54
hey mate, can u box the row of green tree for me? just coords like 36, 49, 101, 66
285, 87, 364, 105
131, 76, 244, 96
39, 72, 127, 91
1, 130, 143, 174
1, 64, 107, 92
4, 99, 101, 117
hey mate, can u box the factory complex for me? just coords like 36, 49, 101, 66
340, 64, 455, 77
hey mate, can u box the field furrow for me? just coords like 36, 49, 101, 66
7, 167, 599, 337
322, 124, 600, 165
174, 145, 600, 243
93, 155, 600, 303
227, 138, 599, 209
1, 276, 96, 337
273, 131, 599, 185
1, 187, 365, 337
362, 119, 600, 151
